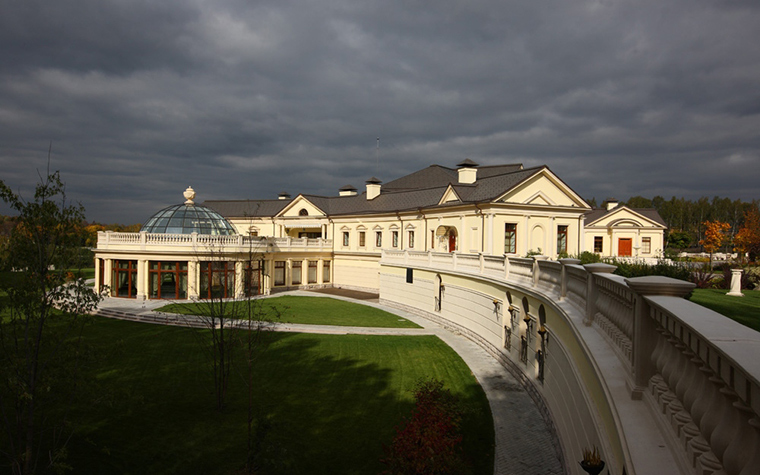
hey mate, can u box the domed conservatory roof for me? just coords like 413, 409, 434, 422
140, 187, 238, 236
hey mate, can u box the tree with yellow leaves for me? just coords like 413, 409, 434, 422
700, 220, 731, 269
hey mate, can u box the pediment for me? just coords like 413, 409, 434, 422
586, 206, 665, 228
276, 195, 326, 218
438, 185, 461, 205
495, 169, 590, 208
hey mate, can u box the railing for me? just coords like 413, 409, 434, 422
380, 249, 760, 475
97, 231, 332, 252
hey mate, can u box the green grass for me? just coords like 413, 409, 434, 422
689, 289, 760, 332
156, 296, 422, 328
66, 267, 95, 280
54, 317, 493, 474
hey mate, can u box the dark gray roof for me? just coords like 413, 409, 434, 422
585, 206, 667, 227
204, 162, 585, 219
203, 199, 290, 218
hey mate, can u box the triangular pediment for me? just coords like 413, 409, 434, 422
275, 195, 327, 218
438, 185, 461, 205
495, 168, 590, 208
586, 206, 666, 228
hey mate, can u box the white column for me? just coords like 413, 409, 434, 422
235, 261, 244, 298
487, 213, 494, 255
317, 258, 324, 284
136, 259, 147, 299
522, 216, 529, 256
104, 259, 113, 294
187, 261, 199, 299
578, 215, 585, 254
459, 215, 465, 252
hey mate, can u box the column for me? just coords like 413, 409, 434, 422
487, 213, 494, 255
317, 258, 324, 284
459, 215, 465, 253
103, 259, 113, 294
522, 216, 529, 256
187, 260, 199, 299
578, 215, 585, 254
235, 261, 244, 298
136, 259, 147, 299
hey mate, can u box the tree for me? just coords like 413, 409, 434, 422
0, 170, 103, 475
381, 379, 468, 475
734, 207, 760, 263
700, 220, 731, 270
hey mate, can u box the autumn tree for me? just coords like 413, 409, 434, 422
700, 220, 731, 270
734, 207, 760, 263
0, 170, 103, 474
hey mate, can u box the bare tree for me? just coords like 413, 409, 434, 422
0, 169, 103, 475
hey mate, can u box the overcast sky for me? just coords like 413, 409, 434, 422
1, 0, 759, 224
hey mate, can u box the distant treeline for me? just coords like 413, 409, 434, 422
0, 215, 141, 248
587, 196, 760, 250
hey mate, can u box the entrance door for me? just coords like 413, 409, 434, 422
448, 233, 456, 252
618, 238, 632, 256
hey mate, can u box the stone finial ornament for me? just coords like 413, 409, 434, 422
183, 186, 196, 205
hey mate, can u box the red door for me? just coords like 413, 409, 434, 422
448, 233, 456, 252
618, 238, 632, 256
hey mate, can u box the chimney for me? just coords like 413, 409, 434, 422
278, 191, 291, 200
456, 158, 479, 184
339, 184, 358, 197
365, 177, 382, 200
605, 199, 619, 211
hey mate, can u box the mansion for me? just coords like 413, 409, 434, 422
94, 160, 665, 300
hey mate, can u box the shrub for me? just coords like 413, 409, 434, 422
578, 251, 602, 265
381, 379, 470, 475
609, 259, 691, 281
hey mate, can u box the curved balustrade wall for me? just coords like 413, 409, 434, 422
379, 250, 760, 475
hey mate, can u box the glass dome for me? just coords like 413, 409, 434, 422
141, 204, 238, 235
140, 187, 237, 235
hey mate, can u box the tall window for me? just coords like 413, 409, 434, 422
112, 259, 138, 298
642, 237, 651, 254
244, 260, 262, 296
408, 230, 415, 249
556, 225, 568, 254
594, 236, 603, 253
323, 261, 331, 283
148, 261, 188, 299
392, 231, 399, 248
274, 261, 286, 286
504, 224, 517, 254
342, 231, 349, 247
375, 231, 382, 248
291, 261, 302, 285
359, 231, 366, 247
200, 261, 236, 299
308, 261, 318, 283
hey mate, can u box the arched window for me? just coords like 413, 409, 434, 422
299, 208, 308, 216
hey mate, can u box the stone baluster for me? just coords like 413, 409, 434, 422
626, 276, 695, 398
686, 362, 717, 466
583, 263, 617, 326
695, 373, 729, 473
739, 418, 760, 475
722, 401, 757, 475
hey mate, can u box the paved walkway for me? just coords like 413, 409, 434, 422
97, 291, 564, 475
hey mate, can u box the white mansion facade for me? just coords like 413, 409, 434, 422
94, 160, 665, 300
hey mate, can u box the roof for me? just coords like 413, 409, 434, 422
203, 162, 582, 219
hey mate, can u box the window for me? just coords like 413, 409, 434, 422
406, 268, 413, 283
408, 231, 415, 248
642, 237, 651, 254
557, 225, 568, 254
308, 261, 318, 283
200, 261, 236, 299
359, 231, 366, 247
323, 261, 330, 283
148, 261, 188, 299
375, 231, 382, 247
392, 231, 399, 248
274, 261, 286, 286
504, 224, 517, 254
594, 236, 603, 253
342, 231, 349, 247
249, 229, 258, 237
298, 208, 308, 216
112, 259, 138, 298
291, 261, 302, 285
244, 260, 262, 296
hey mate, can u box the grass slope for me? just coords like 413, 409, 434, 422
60, 317, 492, 474
157, 295, 421, 328
689, 289, 760, 332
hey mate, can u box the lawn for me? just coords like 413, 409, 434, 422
156, 295, 422, 328
51, 317, 493, 475
689, 289, 760, 332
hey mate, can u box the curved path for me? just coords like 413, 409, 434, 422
96, 291, 564, 475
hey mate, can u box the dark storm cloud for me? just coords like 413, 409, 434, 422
0, 0, 758, 223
